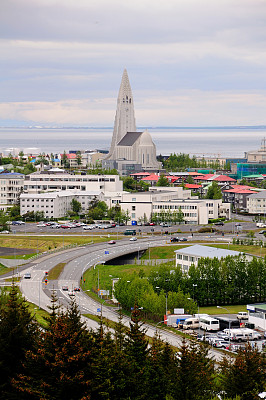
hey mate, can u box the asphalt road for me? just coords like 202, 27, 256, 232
2, 237, 231, 362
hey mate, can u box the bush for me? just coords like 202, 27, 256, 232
198, 227, 217, 233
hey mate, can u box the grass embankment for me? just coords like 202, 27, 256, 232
47, 263, 67, 280
0, 235, 114, 255
27, 302, 49, 328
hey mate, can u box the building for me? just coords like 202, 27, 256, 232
246, 190, 266, 214
175, 244, 243, 273
103, 69, 161, 174
120, 187, 230, 224
246, 303, 266, 330
20, 191, 104, 219
222, 185, 259, 211
0, 172, 24, 211
23, 168, 123, 194
247, 138, 266, 163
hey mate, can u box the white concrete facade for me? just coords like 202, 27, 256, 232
0, 172, 24, 211
120, 187, 230, 224
20, 190, 104, 218
247, 190, 266, 214
175, 245, 243, 273
23, 169, 123, 194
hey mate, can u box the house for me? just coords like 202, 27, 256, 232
246, 190, 266, 214
222, 185, 259, 211
175, 244, 243, 273
0, 172, 24, 211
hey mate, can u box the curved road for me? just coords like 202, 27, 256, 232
2, 237, 227, 362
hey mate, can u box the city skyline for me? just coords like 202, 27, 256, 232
1, 0, 266, 128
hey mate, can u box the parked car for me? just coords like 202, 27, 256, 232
259, 230, 266, 234
215, 221, 224, 226
179, 237, 188, 241
50, 224, 61, 229
217, 331, 230, 340
108, 240, 116, 245
0, 230, 10, 234
213, 340, 228, 348
149, 222, 156, 226
129, 237, 137, 241
37, 223, 47, 227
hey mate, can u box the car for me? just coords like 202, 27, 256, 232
119, 222, 125, 226
129, 237, 137, 241
259, 230, 266, 234
137, 222, 142, 226
237, 311, 248, 320
179, 237, 188, 241
170, 237, 179, 242
215, 221, 224, 226
50, 224, 61, 229
149, 222, 156, 226
213, 340, 228, 348
37, 223, 47, 227
62, 285, 69, 291
217, 331, 230, 340
83, 225, 93, 230
108, 240, 116, 244
69, 291, 75, 297
61, 224, 72, 229
235, 223, 242, 227
24, 272, 31, 279
0, 230, 10, 234
74, 287, 81, 292
12, 220, 25, 225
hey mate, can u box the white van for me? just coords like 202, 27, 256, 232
237, 312, 248, 320
182, 318, 199, 330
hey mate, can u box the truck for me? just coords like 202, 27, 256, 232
166, 314, 192, 327
256, 222, 266, 228
124, 229, 136, 236
223, 328, 261, 342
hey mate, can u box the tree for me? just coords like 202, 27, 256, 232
156, 174, 170, 187
0, 283, 38, 395
76, 151, 82, 167
176, 339, 215, 400
176, 206, 185, 224
70, 198, 82, 215
0, 210, 9, 231
205, 181, 222, 199
220, 343, 266, 399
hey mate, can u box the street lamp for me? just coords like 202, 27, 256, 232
188, 297, 200, 333
217, 305, 231, 347
94, 261, 105, 297
192, 283, 197, 301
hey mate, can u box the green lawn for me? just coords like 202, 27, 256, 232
199, 304, 247, 315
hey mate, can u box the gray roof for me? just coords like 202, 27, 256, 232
247, 190, 266, 199
174, 244, 241, 259
117, 132, 142, 146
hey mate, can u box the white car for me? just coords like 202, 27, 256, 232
37, 223, 47, 227
129, 237, 137, 241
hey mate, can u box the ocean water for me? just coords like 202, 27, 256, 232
0, 127, 266, 158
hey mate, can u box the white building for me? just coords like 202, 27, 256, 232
20, 191, 104, 219
120, 187, 230, 224
0, 172, 24, 211
247, 303, 266, 330
246, 190, 266, 214
23, 168, 123, 194
175, 244, 243, 273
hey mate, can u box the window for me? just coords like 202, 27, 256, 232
132, 206, 136, 211
131, 213, 135, 218
132, 198, 136, 202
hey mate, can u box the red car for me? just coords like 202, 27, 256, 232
149, 222, 156, 226
108, 240, 116, 245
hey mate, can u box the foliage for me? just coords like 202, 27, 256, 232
123, 176, 149, 192
205, 181, 222, 199
156, 174, 170, 187
70, 198, 82, 215
0, 287, 264, 400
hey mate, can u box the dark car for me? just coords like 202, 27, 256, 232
170, 237, 179, 242
259, 230, 266, 234
74, 287, 81, 292
215, 221, 224, 226
179, 237, 188, 241
62, 286, 69, 291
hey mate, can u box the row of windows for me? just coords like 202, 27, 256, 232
176, 254, 195, 262
154, 205, 197, 210
30, 177, 115, 182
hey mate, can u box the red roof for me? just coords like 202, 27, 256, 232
213, 175, 236, 182
142, 174, 160, 181
130, 172, 150, 176
60, 153, 77, 159
223, 188, 257, 194
185, 184, 201, 189
231, 185, 257, 190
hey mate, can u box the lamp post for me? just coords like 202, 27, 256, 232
192, 283, 197, 301
94, 261, 105, 297
217, 305, 231, 348
188, 297, 200, 333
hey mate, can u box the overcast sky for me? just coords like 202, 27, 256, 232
1, 0, 266, 127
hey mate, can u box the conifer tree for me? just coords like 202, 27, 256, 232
0, 283, 38, 395
220, 343, 266, 399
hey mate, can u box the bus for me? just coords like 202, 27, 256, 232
124, 229, 136, 236
215, 316, 240, 331
199, 316, 220, 331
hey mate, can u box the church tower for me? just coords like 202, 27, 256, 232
106, 69, 136, 160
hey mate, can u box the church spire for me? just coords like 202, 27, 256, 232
106, 69, 136, 160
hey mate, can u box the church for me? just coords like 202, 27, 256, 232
102, 69, 161, 175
